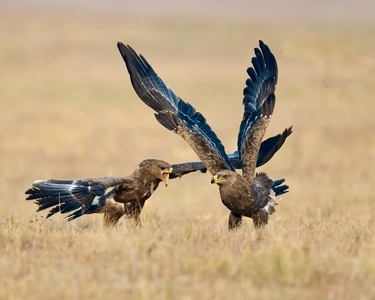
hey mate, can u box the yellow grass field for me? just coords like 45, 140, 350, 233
1, 9, 375, 300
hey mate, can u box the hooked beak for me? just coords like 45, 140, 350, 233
211, 174, 219, 184
161, 167, 173, 187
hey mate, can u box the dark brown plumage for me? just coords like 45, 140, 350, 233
26, 159, 174, 226
25, 135, 290, 227
211, 171, 277, 229
26, 41, 291, 229
30, 157, 270, 226
117, 40, 290, 229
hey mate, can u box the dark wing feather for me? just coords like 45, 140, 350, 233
65, 188, 118, 221
25, 177, 131, 218
117, 42, 234, 175
257, 126, 293, 167
238, 40, 278, 160
171, 125, 292, 176
237, 41, 278, 181
227, 126, 293, 169
117, 43, 179, 112
170, 161, 208, 179
241, 96, 275, 181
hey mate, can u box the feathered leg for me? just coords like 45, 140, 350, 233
102, 199, 125, 227
228, 211, 242, 230
124, 200, 145, 226
252, 210, 269, 228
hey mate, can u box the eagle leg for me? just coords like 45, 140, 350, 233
228, 211, 243, 230
252, 210, 269, 228
124, 200, 145, 226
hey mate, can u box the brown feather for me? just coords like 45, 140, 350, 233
102, 198, 125, 227
106, 159, 172, 226
25, 159, 174, 227
212, 169, 277, 229
117, 41, 288, 231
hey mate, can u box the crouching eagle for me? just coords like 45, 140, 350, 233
117, 40, 291, 229
26, 159, 175, 226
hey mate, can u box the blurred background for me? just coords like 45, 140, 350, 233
1, 0, 374, 221
2, 0, 375, 24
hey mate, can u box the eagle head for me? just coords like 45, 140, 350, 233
211, 170, 236, 186
137, 159, 173, 187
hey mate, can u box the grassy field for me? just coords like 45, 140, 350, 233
1, 10, 375, 299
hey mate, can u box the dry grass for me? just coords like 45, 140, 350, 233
1, 10, 375, 300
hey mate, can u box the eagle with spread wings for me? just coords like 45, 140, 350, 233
25, 41, 291, 228
25, 130, 289, 227
117, 40, 290, 229
26, 159, 176, 226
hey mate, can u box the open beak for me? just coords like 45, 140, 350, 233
161, 167, 173, 187
211, 174, 219, 184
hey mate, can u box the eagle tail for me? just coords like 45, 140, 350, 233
272, 178, 289, 196
254, 176, 289, 218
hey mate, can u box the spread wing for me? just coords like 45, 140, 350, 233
117, 42, 234, 175
25, 177, 131, 218
172, 126, 292, 176
170, 161, 208, 179
237, 41, 278, 181
256, 126, 292, 167
228, 126, 293, 169
65, 188, 118, 221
